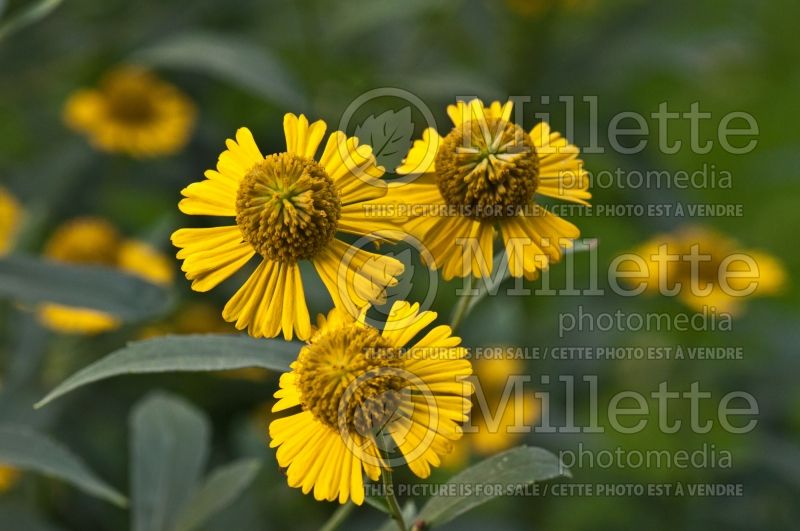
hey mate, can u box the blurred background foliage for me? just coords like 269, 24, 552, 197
1, 0, 798, 529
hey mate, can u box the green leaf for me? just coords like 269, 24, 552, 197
0, 255, 171, 322
0, 0, 62, 42
131, 392, 209, 531
131, 32, 304, 107
0, 424, 126, 507
172, 458, 262, 531
354, 107, 414, 171
35, 334, 298, 408
376, 501, 416, 531
416, 446, 569, 527
364, 496, 391, 514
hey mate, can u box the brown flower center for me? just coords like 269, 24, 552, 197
435, 117, 538, 220
235, 152, 341, 263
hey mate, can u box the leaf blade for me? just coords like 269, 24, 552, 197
417, 446, 569, 526
0, 255, 171, 322
36, 334, 299, 408
131, 392, 209, 531
0, 424, 126, 507
172, 458, 262, 531
131, 32, 305, 108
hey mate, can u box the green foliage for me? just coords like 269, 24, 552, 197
36, 334, 299, 408
0, 424, 126, 506
417, 446, 569, 527
0, 255, 171, 322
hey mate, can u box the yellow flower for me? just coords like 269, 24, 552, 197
269, 301, 473, 505
629, 225, 787, 315
39, 217, 174, 334
171, 115, 405, 341
63, 66, 195, 157
0, 465, 20, 492
0, 186, 22, 255
394, 99, 590, 280
443, 355, 540, 468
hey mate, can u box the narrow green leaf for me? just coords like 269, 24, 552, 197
416, 446, 569, 526
328, 0, 451, 40
131, 32, 304, 107
364, 496, 391, 514
376, 501, 416, 531
35, 334, 298, 408
354, 107, 414, 171
0, 424, 126, 507
0, 0, 62, 42
0, 255, 171, 322
131, 392, 209, 531
172, 458, 262, 531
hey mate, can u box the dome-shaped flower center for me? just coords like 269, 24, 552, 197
295, 325, 405, 437
435, 117, 538, 220
236, 152, 341, 263
104, 73, 159, 125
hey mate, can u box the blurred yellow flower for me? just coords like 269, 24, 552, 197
172, 116, 404, 341
39, 217, 174, 334
0, 465, 20, 492
443, 355, 540, 468
63, 66, 195, 158
0, 186, 22, 255
269, 302, 473, 505
628, 225, 787, 315
394, 99, 590, 280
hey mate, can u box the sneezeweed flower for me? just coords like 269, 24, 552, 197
0, 465, 21, 492
627, 225, 787, 315
172, 115, 404, 341
39, 217, 174, 334
63, 66, 195, 157
269, 301, 473, 504
0, 186, 22, 255
444, 355, 540, 468
395, 99, 590, 280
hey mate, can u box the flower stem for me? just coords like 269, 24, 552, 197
449, 274, 475, 332
319, 501, 354, 531
382, 467, 407, 531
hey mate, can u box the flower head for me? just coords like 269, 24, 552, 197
394, 99, 590, 280
171, 115, 405, 340
628, 225, 786, 315
64, 66, 195, 157
269, 301, 473, 504
39, 217, 174, 334
0, 186, 22, 255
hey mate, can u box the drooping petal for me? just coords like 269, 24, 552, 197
172, 226, 254, 291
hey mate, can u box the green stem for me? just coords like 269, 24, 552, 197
319, 501, 354, 531
382, 467, 407, 531
449, 274, 475, 332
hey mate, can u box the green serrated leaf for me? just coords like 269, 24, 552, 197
0, 255, 171, 322
131, 32, 305, 107
0, 0, 62, 42
354, 107, 414, 171
36, 334, 299, 408
0, 424, 126, 507
416, 446, 569, 526
172, 458, 262, 531
131, 392, 210, 531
